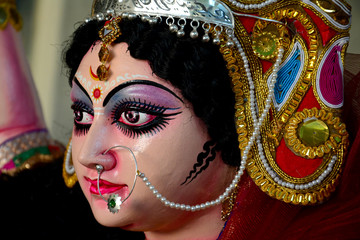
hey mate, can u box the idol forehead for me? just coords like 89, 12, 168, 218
73, 42, 184, 106
75, 41, 157, 86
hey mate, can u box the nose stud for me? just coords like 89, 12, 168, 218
96, 164, 104, 173
95, 145, 139, 214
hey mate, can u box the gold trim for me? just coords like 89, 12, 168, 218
233, 17, 263, 154
299, 0, 351, 33
284, 107, 349, 159
1, 145, 63, 176
221, 178, 240, 221
220, 44, 249, 151
247, 148, 344, 205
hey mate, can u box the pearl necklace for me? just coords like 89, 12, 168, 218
137, 37, 285, 211
227, 0, 278, 10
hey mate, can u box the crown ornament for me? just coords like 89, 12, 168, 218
89, 0, 237, 81
90, 0, 234, 43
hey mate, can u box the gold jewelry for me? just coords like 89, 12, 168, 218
62, 139, 77, 188
97, 16, 122, 81
221, 176, 240, 221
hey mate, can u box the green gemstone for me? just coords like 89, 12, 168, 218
298, 119, 329, 147
334, 136, 341, 143
108, 199, 116, 209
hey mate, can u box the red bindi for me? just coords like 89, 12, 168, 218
93, 88, 101, 99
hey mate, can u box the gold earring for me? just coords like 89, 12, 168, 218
221, 176, 240, 221
62, 138, 77, 188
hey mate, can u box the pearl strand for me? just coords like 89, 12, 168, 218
237, 36, 285, 163
64, 141, 75, 175
136, 37, 284, 211
227, 0, 278, 10
257, 136, 337, 190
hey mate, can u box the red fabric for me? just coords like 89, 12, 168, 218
276, 138, 322, 178
292, 19, 310, 48
237, 14, 257, 35
304, 8, 337, 46
220, 72, 360, 240
275, 87, 322, 177
261, 60, 273, 74
297, 86, 321, 111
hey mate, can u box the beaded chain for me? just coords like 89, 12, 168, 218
133, 38, 285, 212
227, 0, 279, 10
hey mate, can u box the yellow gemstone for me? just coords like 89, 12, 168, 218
298, 119, 329, 147
97, 64, 108, 81
98, 46, 109, 63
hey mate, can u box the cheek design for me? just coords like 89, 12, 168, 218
181, 140, 217, 185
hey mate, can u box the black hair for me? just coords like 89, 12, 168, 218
64, 18, 240, 166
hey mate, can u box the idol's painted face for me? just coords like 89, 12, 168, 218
71, 42, 233, 231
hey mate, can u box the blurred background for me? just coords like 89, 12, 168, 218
17, 0, 92, 145
16, 0, 360, 145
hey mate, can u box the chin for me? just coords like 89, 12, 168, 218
90, 201, 137, 229
93, 209, 127, 227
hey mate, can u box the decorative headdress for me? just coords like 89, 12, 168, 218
66, 0, 351, 210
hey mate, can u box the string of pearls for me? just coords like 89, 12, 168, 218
257, 137, 337, 190
64, 141, 75, 175
136, 37, 284, 211
227, 0, 278, 10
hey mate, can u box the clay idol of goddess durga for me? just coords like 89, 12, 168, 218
60, 0, 360, 239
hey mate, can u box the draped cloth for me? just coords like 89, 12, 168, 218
220, 59, 360, 240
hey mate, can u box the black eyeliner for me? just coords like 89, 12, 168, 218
111, 98, 182, 138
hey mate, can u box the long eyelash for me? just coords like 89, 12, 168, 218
71, 101, 94, 115
73, 121, 91, 136
71, 101, 93, 136
120, 120, 170, 138
111, 98, 181, 138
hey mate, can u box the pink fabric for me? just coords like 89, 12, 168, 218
2, 160, 15, 170
0, 24, 46, 144
319, 45, 344, 106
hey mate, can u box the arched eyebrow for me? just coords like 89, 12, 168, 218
73, 77, 93, 104
102, 80, 184, 107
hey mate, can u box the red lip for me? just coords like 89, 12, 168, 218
85, 177, 126, 195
